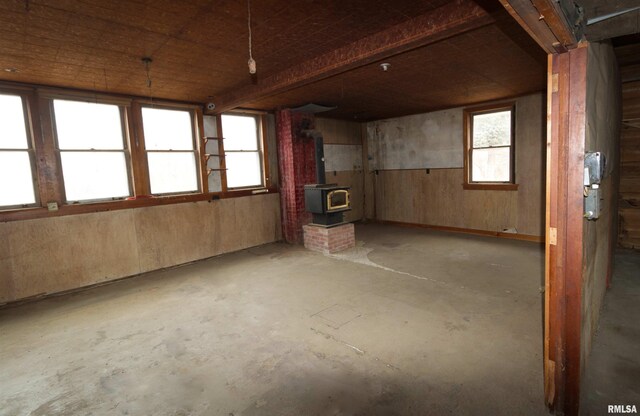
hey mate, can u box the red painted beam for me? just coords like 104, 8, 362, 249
211, 0, 493, 113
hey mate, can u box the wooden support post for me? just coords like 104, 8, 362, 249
545, 44, 587, 416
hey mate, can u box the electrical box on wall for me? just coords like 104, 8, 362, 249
583, 152, 605, 221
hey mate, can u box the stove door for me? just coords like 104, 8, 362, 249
326, 189, 350, 211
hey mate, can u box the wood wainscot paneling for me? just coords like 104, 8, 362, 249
367, 93, 546, 239
0, 194, 281, 305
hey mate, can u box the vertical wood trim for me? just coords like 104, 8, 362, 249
261, 115, 271, 188
216, 115, 228, 193
463, 109, 471, 184
128, 102, 151, 196
511, 105, 517, 183
550, 51, 570, 412
564, 45, 587, 416
34, 97, 64, 204
24, 91, 47, 206
546, 45, 587, 416
544, 53, 555, 407
195, 107, 208, 194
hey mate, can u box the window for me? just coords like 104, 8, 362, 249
221, 113, 264, 189
464, 104, 516, 190
0, 84, 276, 221
0, 93, 37, 208
52, 99, 131, 202
141, 107, 199, 195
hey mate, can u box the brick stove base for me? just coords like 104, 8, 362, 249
303, 223, 355, 254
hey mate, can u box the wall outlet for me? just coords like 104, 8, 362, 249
47, 202, 59, 212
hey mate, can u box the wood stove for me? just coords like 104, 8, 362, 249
301, 128, 351, 227
304, 184, 351, 226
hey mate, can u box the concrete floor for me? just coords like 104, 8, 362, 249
582, 249, 640, 415
0, 223, 548, 415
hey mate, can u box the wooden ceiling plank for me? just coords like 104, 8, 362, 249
211, 0, 494, 113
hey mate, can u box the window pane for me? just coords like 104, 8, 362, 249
221, 114, 258, 151
141, 108, 194, 150
54, 100, 124, 150
472, 110, 511, 148
60, 152, 130, 201
0, 151, 36, 206
226, 152, 262, 188
0, 94, 29, 149
147, 152, 198, 194
471, 147, 511, 182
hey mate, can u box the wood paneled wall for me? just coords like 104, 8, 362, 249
315, 118, 365, 222
0, 194, 281, 304
582, 41, 622, 367
619, 80, 640, 249
366, 93, 546, 238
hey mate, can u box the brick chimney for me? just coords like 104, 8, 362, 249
276, 109, 317, 244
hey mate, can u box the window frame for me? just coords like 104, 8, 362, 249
219, 111, 268, 191
50, 98, 134, 204
463, 102, 518, 191
0, 82, 276, 222
0, 91, 40, 209
139, 104, 203, 196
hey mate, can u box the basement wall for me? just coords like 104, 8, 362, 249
0, 193, 281, 305
364, 93, 546, 238
581, 41, 622, 367
316, 118, 365, 222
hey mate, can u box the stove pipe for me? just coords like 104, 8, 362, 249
301, 129, 325, 185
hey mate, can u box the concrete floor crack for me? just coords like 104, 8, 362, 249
326, 245, 451, 287
310, 327, 402, 372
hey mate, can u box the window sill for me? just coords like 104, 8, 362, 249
224, 187, 272, 197
0, 186, 278, 222
463, 183, 519, 191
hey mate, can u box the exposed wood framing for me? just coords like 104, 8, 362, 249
499, 0, 581, 53
545, 45, 587, 416
211, 0, 494, 113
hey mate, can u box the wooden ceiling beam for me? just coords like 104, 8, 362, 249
498, 0, 582, 54
210, 0, 494, 114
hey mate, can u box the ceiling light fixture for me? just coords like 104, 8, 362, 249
247, 0, 256, 74
380, 63, 391, 72
3, 67, 18, 73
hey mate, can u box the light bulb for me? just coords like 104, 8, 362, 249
248, 57, 256, 74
